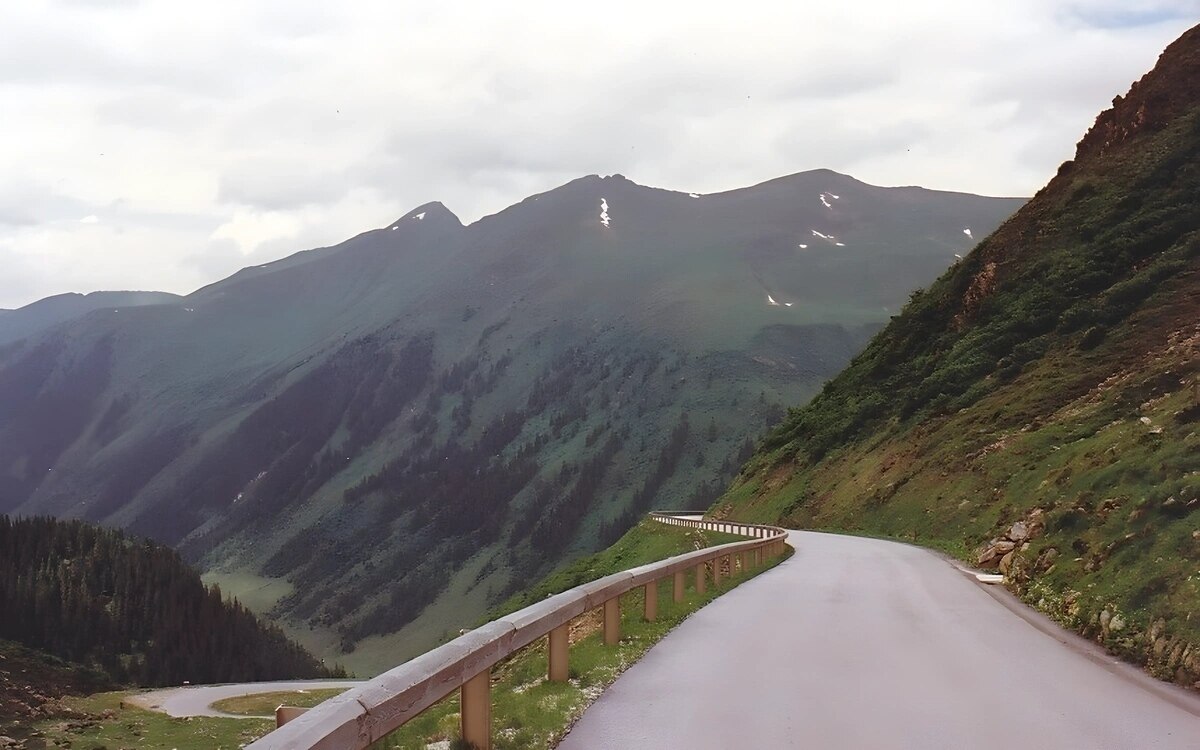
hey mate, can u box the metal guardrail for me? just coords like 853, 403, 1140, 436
247, 512, 788, 750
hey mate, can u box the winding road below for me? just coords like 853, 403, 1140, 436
125, 679, 364, 719
559, 530, 1200, 749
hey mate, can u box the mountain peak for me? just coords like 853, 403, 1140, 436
389, 201, 462, 229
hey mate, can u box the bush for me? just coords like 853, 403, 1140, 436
1078, 326, 1107, 350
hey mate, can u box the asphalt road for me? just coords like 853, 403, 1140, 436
559, 530, 1200, 749
125, 679, 364, 718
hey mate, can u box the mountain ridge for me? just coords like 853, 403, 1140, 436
0, 167, 1022, 673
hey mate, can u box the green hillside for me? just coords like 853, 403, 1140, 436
721, 25, 1200, 688
0, 515, 341, 697
0, 170, 1020, 673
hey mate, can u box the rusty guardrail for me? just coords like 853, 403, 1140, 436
247, 512, 788, 750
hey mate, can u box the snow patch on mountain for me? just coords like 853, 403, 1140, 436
600, 199, 610, 227
963, 228, 973, 239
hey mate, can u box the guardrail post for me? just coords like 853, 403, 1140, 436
673, 570, 685, 603
695, 562, 706, 594
644, 580, 658, 622
275, 706, 308, 727
604, 597, 620, 645
548, 624, 569, 682
461, 668, 491, 750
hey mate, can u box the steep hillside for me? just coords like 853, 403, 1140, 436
0, 171, 1021, 672
722, 25, 1200, 688
0, 515, 340, 689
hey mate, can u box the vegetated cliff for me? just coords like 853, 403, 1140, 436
0, 515, 342, 695
0, 168, 1021, 672
720, 24, 1200, 688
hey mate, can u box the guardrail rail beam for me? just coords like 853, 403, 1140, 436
245, 512, 789, 750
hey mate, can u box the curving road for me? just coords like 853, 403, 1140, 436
125, 679, 364, 719
559, 530, 1200, 749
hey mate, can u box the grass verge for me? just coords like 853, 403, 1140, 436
370, 519, 789, 749
209, 688, 351, 717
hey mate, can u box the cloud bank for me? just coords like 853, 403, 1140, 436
0, 0, 1195, 307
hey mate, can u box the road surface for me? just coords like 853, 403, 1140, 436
559, 530, 1200, 749
126, 679, 364, 718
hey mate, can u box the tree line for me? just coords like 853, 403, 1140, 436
0, 514, 343, 687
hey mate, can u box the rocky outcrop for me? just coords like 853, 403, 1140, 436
1074, 24, 1200, 162
975, 508, 1046, 573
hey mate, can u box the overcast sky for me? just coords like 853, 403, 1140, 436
1, 1, 1196, 308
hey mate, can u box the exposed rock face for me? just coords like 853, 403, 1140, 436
1074, 24, 1200, 161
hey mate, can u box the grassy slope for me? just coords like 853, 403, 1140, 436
488, 518, 743, 619
721, 29, 1200, 688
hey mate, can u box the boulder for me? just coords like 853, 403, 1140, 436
976, 539, 1017, 567
1008, 521, 1030, 543
1027, 508, 1046, 537
1034, 547, 1059, 573
999, 550, 1016, 575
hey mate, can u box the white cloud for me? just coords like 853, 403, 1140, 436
0, 0, 1196, 307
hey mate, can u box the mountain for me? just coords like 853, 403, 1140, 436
0, 170, 1022, 672
721, 26, 1200, 687
0, 515, 340, 692
0, 291, 182, 345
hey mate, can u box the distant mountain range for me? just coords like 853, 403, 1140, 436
724, 24, 1200, 688
0, 169, 1022, 672
0, 291, 181, 345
